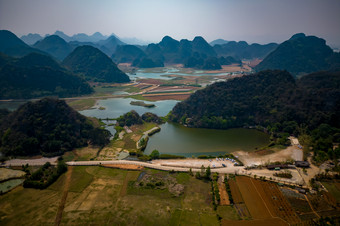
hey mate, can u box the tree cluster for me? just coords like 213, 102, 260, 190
0, 98, 110, 157
255, 34, 340, 76
23, 160, 67, 189
0, 53, 93, 99
62, 45, 130, 83
116, 110, 163, 127
170, 69, 340, 162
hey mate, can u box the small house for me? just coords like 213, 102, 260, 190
295, 161, 310, 168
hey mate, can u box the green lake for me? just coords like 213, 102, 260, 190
144, 123, 270, 157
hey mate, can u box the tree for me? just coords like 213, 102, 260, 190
200, 165, 205, 176
205, 166, 211, 179
189, 168, 193, 176
150, 150, 160, 159
195, 172, 201, 179
212, 172, 219, 181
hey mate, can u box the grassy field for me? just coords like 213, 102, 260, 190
67, 99, 96, 111
0, 166, 247, 225
93, 86, 125, 93
322, 181, 340, 203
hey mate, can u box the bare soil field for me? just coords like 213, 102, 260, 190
0, 168, 26, 181
222, 218, 288, 226
251, 179, 301, 224
235, 176, 273, 219
143, 94, 190, 101
102, 164, 144, 170
229, 179, 244, 204
234, 146, 303, 166
218, 180, 230, 205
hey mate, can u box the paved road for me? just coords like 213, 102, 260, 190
3, 158, 306, 187
3, 157, 59, 166
66, 160, 306, 186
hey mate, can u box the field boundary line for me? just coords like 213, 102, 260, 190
304, 194, 320, 218
54, 166, 73, 226
249, 177, 291, 225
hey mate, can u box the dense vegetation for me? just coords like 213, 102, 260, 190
0, 53, 93, 99
33, 35, 73, 60
0, 30, 45, 57
23, 160, 67, 189
213, 41, 278, 60
116, 110, 163, 126
170, 70, 340, 162
255, 33, 340, 76
0, 98, 110, 157
112, 36, 220, 68
112, 35, 246, 69
63, 45, 130, 83
112, 45, 146, 63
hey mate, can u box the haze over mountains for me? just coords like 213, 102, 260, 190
0, 30, 130, 99
1, 28, 340, 100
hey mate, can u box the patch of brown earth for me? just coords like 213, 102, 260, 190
102, 164, 144, 170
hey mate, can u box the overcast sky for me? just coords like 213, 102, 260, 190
0, 0, 340, 46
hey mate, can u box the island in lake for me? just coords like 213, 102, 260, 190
130, 101, 155, 108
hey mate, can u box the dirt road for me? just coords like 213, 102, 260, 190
54, 166, 73, 226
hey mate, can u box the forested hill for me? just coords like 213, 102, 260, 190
0, 30, 45, 57
0, 53, 93, 99
63, 45, 130, 83
0, 98, 110, 157
170, 70, 340, 132
255, 34, 340, 76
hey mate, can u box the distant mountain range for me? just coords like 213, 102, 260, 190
0, 30, 131, 99
20, 33, 43, 45
213, 41, 278, 60
33, 35, 74, 61
255, 33, 340, 76
112, 35, 241, 69
4, 29, 340, 74
209, 39, 229, 46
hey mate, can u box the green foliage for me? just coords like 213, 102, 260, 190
23, 159, 67, 189
0, 98, 110, 157
224, 177, 234, 204
170, 70, 340, 137
114, 35, 220, 69
159, 154, 185, 159
213, 40, 278, 60
0, 30, 45, 58
33, 35, 72, 60
133, 57, 164, 68
63, 45, 130, 83
185, 56, 222, 70
112, 45, 146, 63
150, 149, 160, 159
255, 34, 340, 76
141, 112, 163, 124
117, 110, 143, 127
205, 166, 211, 179
274, 170, 293, 179
0, 53, 93, 99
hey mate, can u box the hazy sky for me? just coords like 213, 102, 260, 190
1, 0, 340, 46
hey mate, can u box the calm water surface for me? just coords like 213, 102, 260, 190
144, 123, 270, 157
79, 98, 179, 119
